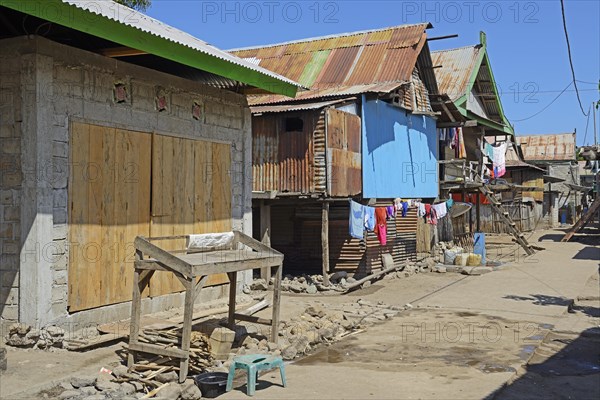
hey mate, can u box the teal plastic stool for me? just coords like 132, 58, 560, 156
226, 354, 286, 396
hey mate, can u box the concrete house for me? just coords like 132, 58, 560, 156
230, 24, 440, 278
0, 0, 300, 328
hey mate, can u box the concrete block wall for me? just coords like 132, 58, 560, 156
3, 35, 254, 329
0, 43, 22, 323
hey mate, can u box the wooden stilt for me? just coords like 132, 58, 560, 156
271, 264, 282, 343
321, 202, 330, 286
259, 201, 272, 281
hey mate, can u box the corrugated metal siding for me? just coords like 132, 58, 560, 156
326, 108, 362, 197
252, 111, 322, 193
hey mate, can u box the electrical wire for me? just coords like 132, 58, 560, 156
560, 0, 589, 116
582, 104, 592, 145
510, 81, 572, 122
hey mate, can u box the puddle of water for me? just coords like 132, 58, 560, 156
539, 323, 554, 330
519, 345, 536, 361
478, 363, 516, 373
456, 311, 478, 317
525, 335, 545, 341
295, 348, 346, 365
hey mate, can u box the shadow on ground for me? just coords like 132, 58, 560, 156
486, 327, 600, 399
503, 294, 573, 307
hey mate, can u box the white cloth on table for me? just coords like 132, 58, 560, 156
187, 232, 234, 251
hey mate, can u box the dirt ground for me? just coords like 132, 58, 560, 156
1, 228, 598, 399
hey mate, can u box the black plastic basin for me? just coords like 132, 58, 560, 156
194, 372, 229, 398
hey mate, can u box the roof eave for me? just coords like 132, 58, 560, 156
1, 0, 300, 97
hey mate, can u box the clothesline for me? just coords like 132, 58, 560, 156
349, 198, 455, 245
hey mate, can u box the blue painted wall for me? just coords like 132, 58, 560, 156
361, 98, 438, 199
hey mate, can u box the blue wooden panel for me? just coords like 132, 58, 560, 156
361, 98, 438, 199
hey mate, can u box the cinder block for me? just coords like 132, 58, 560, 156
52, 141, 68, 158
0, 271, 18, 287
53, 189, 67, 209
2, 240, 19, 255
1, 138, 20, 154
0, 223, 13, 239
51, 285, 66, 302
0, 190, 13, 205
2, 171, 22, 187
3, 206, 19, 222
0, 124, 15, 138
52, 224, 67, 241
53, 208, 67, 225
0, 254, 19, 271
53, 270, 67, 286
1, 305, 18, 321
209, 327, 235, 360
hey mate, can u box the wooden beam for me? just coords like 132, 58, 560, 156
440, 102, 456, 122
259, 201, 272, 281
99, 46, 147, 58
321, 202, 330, 286
233, 313, 273, 325
128, 342, 188, 359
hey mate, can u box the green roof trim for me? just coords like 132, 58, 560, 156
454, 32, 513, 135
0, 0, 300, 97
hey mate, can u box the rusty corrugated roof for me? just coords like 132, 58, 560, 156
250, 98, 354, 114
230, 23, 431, 105
517, 133, 577, 161
431, 45, 481, 101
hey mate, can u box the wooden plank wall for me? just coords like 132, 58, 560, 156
68, 123, 231, 312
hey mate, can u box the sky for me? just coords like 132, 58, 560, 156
144, 1, 599, 146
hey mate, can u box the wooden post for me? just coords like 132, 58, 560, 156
259, 201, 272, 281
179, 278, 194, 383
321, 202, 330, 286
271, 263, 282, 343
227, 272, 237, 329
548, 182, 553, 228
128, 249, 144, 370
476, 192, 481, 232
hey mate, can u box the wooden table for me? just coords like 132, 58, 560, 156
127, 231, 284, 383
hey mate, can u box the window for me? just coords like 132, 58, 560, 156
285, 117, 303, 132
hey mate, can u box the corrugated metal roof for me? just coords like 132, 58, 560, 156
431, 45, 481, 101
230, 23, 430, 105
1, 0, 302, 96
517, 133, 577, 161
250, 98, 353, 114
248, 82, 405, 105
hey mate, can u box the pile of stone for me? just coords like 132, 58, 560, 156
229, 299, 406, 362
4, 323, 65, 350
50, 366, 201, 400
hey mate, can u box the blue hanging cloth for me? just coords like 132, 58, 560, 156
349, 200, 365, 239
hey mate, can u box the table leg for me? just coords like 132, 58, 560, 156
179, 278, 194, 383
228, 272, 237, 329
271, 263, 282, 343
128, 265, 142, 370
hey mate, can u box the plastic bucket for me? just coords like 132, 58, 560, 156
473, 232, 486, 265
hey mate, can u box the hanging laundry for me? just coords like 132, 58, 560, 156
364, 206, 375, 231
493, 143, 507, 178
417, 202, 426, 217
386, 205, 395, 219
394, 198, 403, 212
401, 201, 409, 217
449, 128, 456, 148
432, 202, 447, 219
374, 207, 388, 245
485, 143, 494, 160
457, 127, 467, 158
349, 200, 365, 239
446, 198, 454, 210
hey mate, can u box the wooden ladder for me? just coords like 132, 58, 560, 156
561, 197, 600, 242
478, 183, 536, 256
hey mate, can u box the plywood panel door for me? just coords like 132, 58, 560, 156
149, 135, 232, 297
68, 123, 151, 311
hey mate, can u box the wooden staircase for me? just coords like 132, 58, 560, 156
478, 183, 536, 256
561, 198, 600, 242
